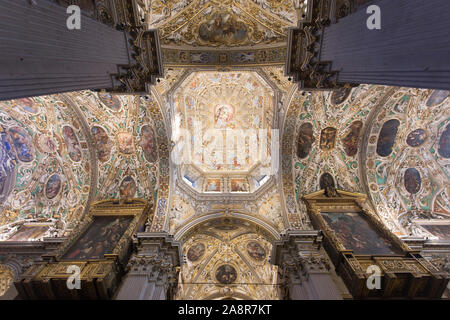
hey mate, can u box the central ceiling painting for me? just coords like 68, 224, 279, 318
172, 71, 275, 191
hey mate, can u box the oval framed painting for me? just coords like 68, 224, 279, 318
45, 174, 62, 199
187, 243, 206, 262
215, 264, 237, 285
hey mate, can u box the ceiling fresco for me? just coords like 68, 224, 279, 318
66, 91, 160, 201
149, 0, 298, 48
0, 96, 93, 240
281, 85, 393, 230
283, 85, 450, 238
176, 217, 278, 300
362, 89, 450, 236
0, 90, 169, 240
172, 71, 275, 182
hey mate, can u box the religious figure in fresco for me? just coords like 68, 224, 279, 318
91, 126, 111, 162
404, 168, 421, 194
119, 176, 137, 199
8, 126, 35, 163
297, 122, 315, 159
98, 92, 121, 111
230, 179, 247, 192
187, 243, 205, 262
214, 104, 234, 128
321, 212, 401, 255
246, 241, 266, 261
215, 264, 237, 284
342, 121, 363, 156
330, 87, 352, 105
376, 119, 400, 157
438, 124, 450, 158
62, 216, 132, 260
426, 90, 449, 107
198, 12, 247, 45
319, 127, 337, 151
205, 179, 221, 192
38, 134, 58, 154
62, 125, 82, 162
139, 125, 158, 163
406, 128, 427, 147
116, 132, 135, 154
45, 174, 62, 199
0, 130, 17, 202
17, 98, 39, 114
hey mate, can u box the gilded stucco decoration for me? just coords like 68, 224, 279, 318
149, 0, 298, 48
66, 92, 159, 200
176, 218, 279, 300
0, 264, 14, 297
362, 89, 450, 236
0, 95, 93, 240
168, 182, 285, 235
66, 91, 170, 232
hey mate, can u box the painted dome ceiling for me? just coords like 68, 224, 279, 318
171, 70, 276, 194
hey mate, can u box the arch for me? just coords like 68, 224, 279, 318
174, 211, 281, 242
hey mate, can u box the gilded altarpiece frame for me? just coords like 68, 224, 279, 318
303, 190, 449, 299
15, 199, 151, 300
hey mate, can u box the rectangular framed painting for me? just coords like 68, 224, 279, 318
204, 178, 221, 192
230, 178, 248, 192
420, 224, 450, 239
320, 212, 402, 255
62, 216, 133, 261
7, 224, 50, 241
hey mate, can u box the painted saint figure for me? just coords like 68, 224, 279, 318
297, 122, 315, 159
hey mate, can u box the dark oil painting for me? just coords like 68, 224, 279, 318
406, 128, 426, 147
247, 241, 266, 261
321, 212, 401, 255
438, 124, 450, 158
421, 225, 450, 239
376, 119, 400, 157
342, 121, 363, 156
404, 168, 421, 194
62, 216, 133, 260
216, 264, 237, 284
297, 122, 315, 159
319, 172, 335, 190
320, 127, 337, 151
330, 87, 352, 105
187, 243, 205, 262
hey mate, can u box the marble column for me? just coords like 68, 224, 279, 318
0, 0, 162, 101
286, 0, 450, 91
115, 233, 181, 300
274, 230, 347, 300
